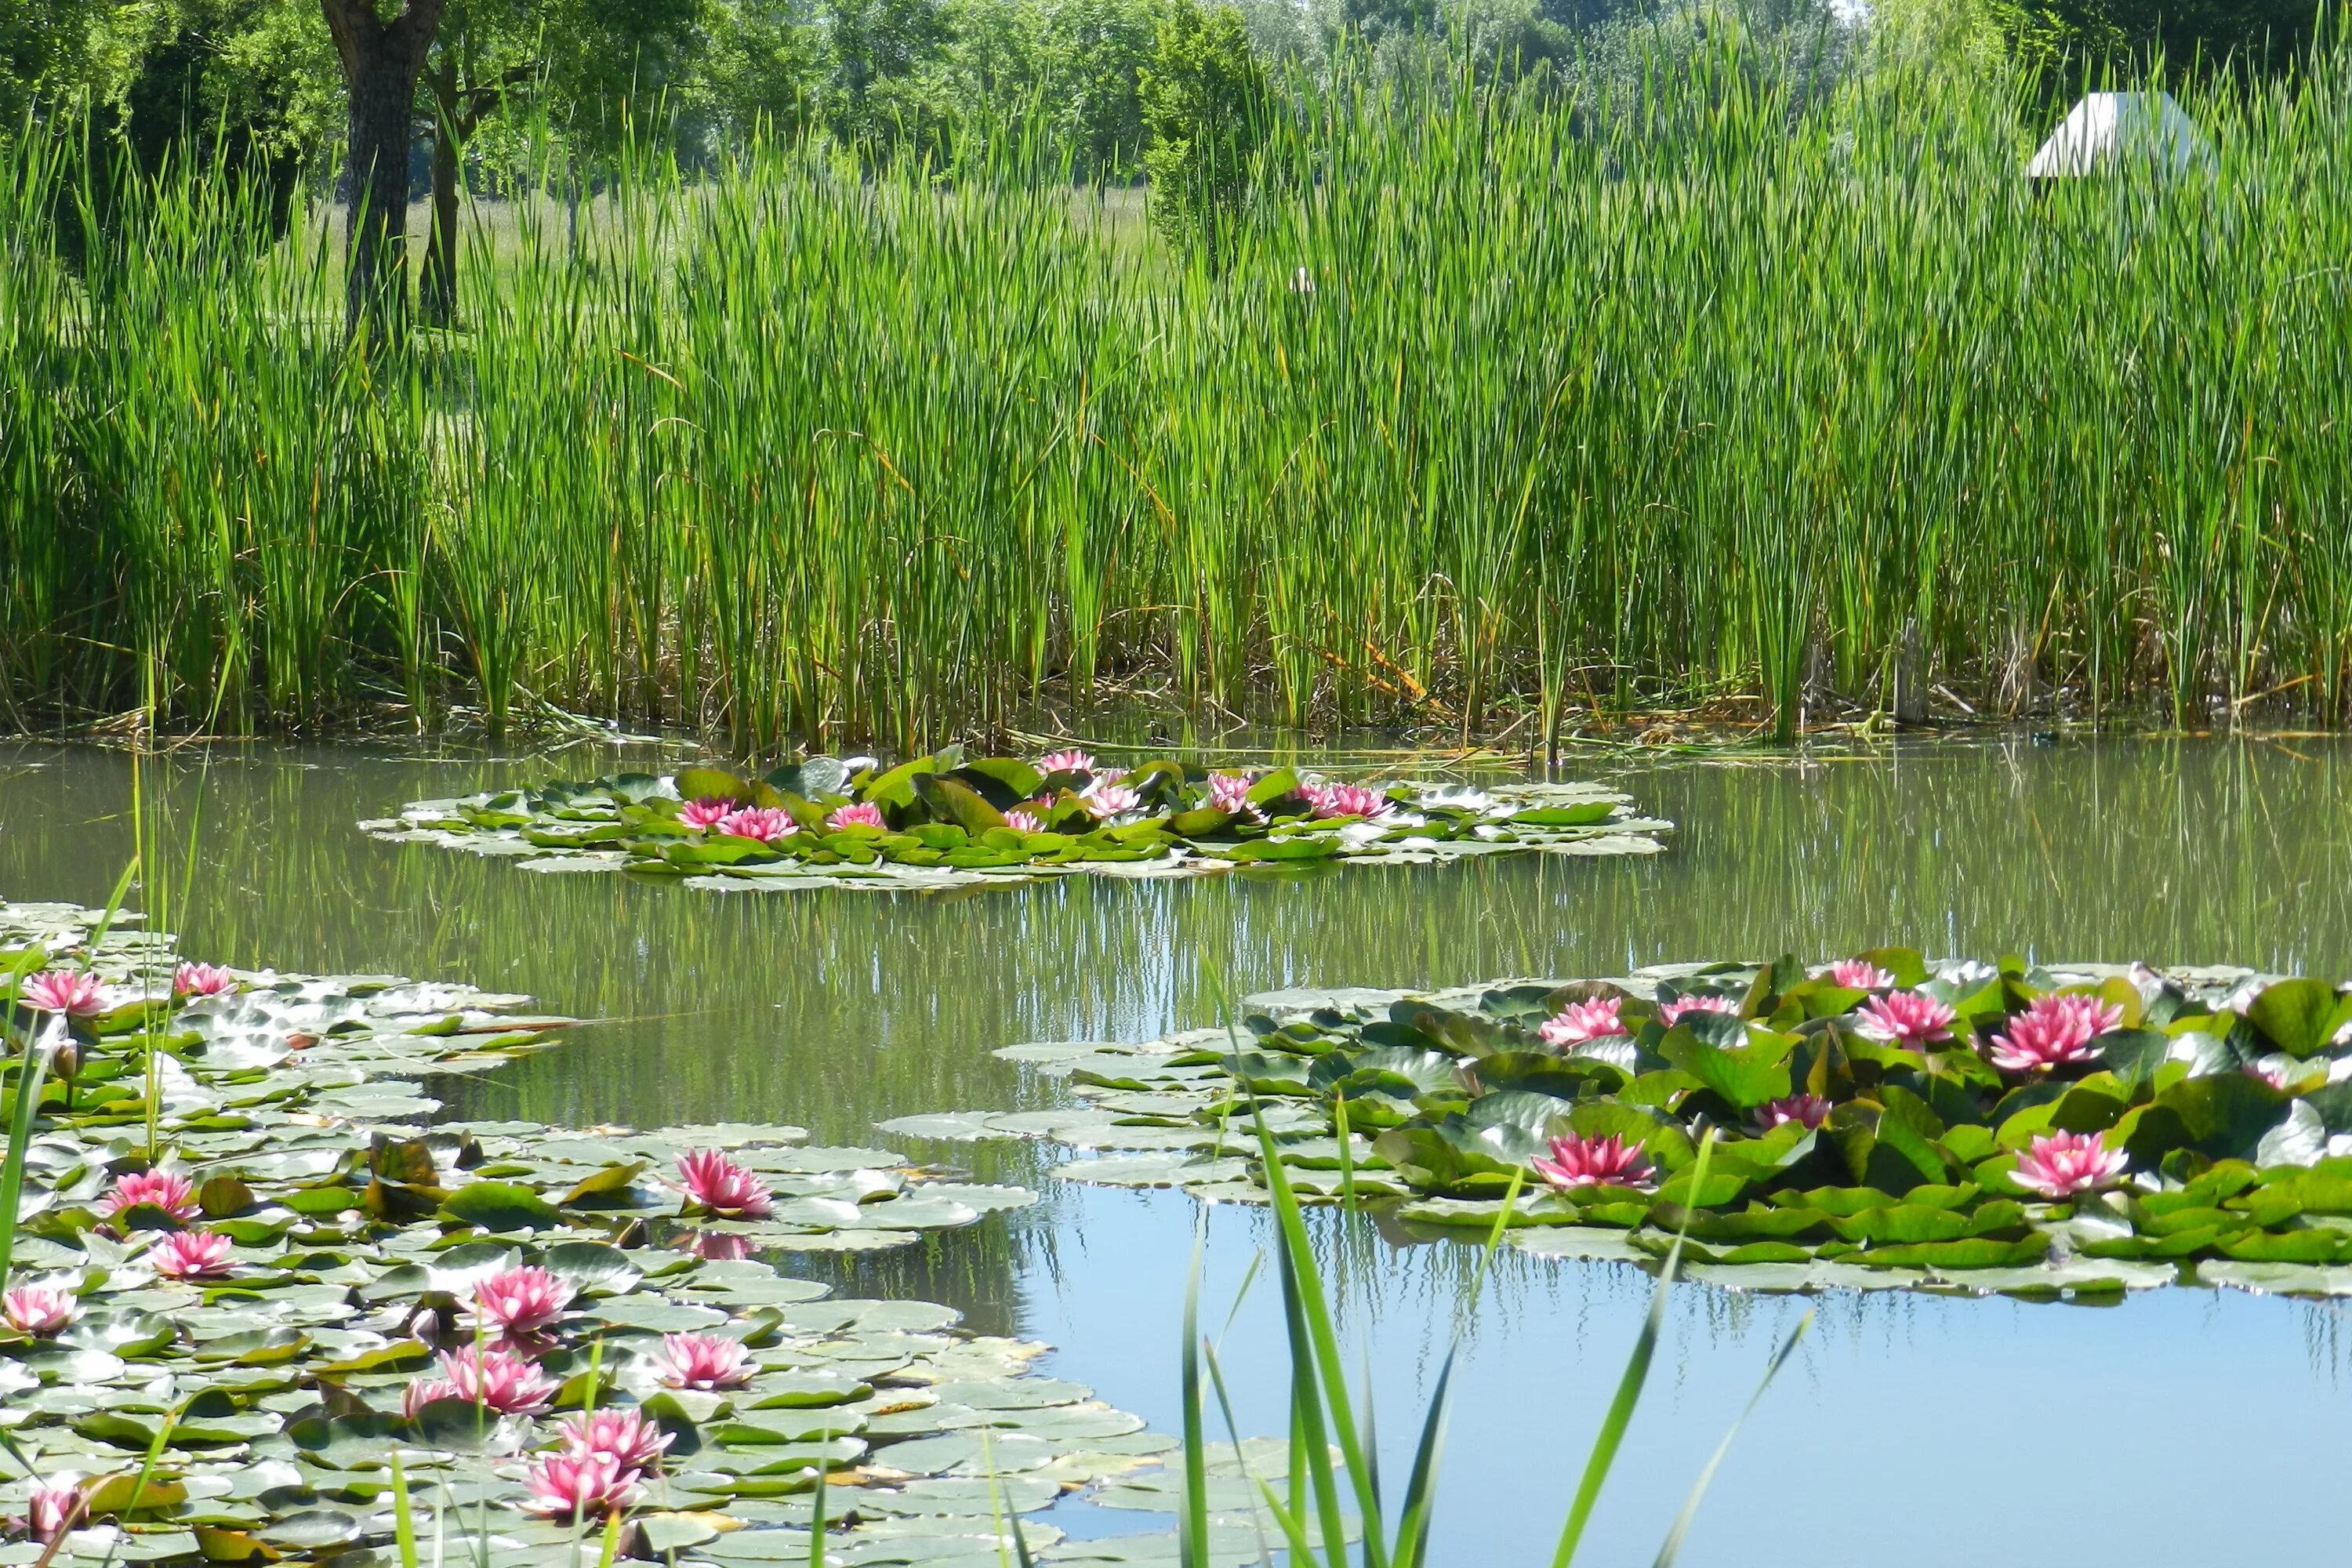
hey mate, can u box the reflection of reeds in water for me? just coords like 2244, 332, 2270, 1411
5, 736, 2352, 1145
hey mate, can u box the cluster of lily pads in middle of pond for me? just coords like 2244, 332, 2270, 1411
886, 952, 2352, 1300
0, 898, 1239, 1566
360, 747, 1668, 892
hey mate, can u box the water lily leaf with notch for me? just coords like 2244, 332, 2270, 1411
2126, 1074, 2289, 1166
559, 1160, 651, 1207
860, 757, 937, 811
1368, 1125, 1525, 1197
1828, 1087, 1951, 1193
437, 1181, 563, 1232
913, 775, 1006, 835
1467, 1051, 1624, 1099
1387, 1003, 1530, 1060
673, 768, 753, 807
540, 1241, 643, 1296
1306, 1047, 1459, 1100
2246, 978, 2352, 1058
1654, 1023, 1793, 1112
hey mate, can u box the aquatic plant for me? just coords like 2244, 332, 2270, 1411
0, 1281, 74, 1335
556, 1407, 673, 1473
434, 1345, 561, 1414
19, 1481, 83, 1544
2012, 1131, 2130, 1199
652, 1330, 755, 1390
715, 805, 798, 843
471, 1264, 576, 1338
0, 893, 1186, 1566
521, 1450, 641, 1520
1758, 1094, 1834, 1131
1538, 996, 1627, 1047
1825, 960, 1895, 991
674, 1149, 775, 1218
147, 1229, 234, 1279
1857, 989, 1958, 1049
366, 753, 1668, 891
1658, 993, 1740, 1027
1987, 993, 2124, 1073
897, 950, 2352, 1297
1533, 1132, 1656, 1192
16, 970, 103, 1017
170, 961, 238, 997
103, 1169, 201, 1225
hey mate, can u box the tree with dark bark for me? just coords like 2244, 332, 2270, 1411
321, 0, 447, 343
415, 0, 701, 326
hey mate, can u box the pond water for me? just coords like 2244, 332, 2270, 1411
3, 734, 2349, 1563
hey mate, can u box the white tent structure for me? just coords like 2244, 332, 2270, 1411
2025, 92, 2217, 179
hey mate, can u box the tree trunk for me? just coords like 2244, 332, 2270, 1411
320, 0, 447, 346
420, 60, 459, 327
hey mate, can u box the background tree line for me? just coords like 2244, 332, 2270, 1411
0, 0, 2326, 336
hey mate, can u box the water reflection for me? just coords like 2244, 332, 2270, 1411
3, 735, 2350, 1558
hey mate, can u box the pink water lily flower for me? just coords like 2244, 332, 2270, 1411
1856, 990, 1957, 1050
402, 1375, 462, 1419
1037, 750, 1096, 775
522, 1450, 639, 1520
150, 1229, 235, 1279
2010, 1129, 2129, 1199
1083, 784, 1142, 817
104, 1170, 201, 1224
1003, 809, 1044, 834
1532, 1132, 1656, 1192
826, 802, 886, 831
1986, 993, 2123, 1073
715, 806, 797, 844
1537, 996, 1626, 1048
22, 1481, 85, 1543
676, 1150, 775, 1220
1657, 994, 1739, 1028
20, 970, 104, 1018
557, 1407, 672, 1474
1826, 960, 1896, 990
1757, 1094, 1834, 1131
2, 1283, 77, 1336
678, 797, 735, 829
652, 1331, 753, 1390
472, 1265, 575, 1339
1304, 782, 1394, 822
1206, 773, 1256, 814
172, 962, 239, 998
435, 1345, 558, 1415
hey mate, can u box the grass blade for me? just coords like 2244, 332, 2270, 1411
1548, 1130, 1717, 1568
1651, 1308, 1814, 1568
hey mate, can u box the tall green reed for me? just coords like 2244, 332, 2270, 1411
6, 36, 2350, 742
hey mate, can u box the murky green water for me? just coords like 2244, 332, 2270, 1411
4, 734, 2349, 1563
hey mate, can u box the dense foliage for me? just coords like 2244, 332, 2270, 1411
5, 37, 2351, 744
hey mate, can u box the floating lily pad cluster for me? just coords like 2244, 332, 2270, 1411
360, 747, 1669, 892
0, 898, 1213, 1565
886, 954, 2352, 1300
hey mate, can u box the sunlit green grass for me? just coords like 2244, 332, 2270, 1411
5, 42, 2349, 747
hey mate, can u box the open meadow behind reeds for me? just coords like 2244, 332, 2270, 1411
4, 45, 2350, 749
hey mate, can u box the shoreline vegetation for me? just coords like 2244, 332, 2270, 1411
7, 44, 2352, 751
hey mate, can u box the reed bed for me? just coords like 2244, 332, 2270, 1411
5, 44, 2350, 748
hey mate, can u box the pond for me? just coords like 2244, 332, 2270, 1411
3, 733, 2350, 1564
